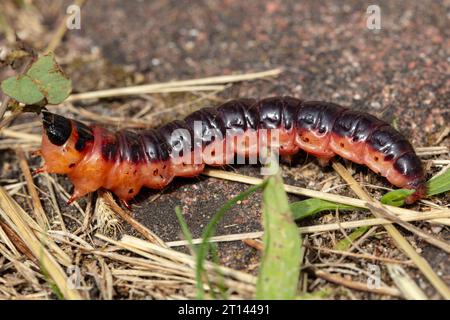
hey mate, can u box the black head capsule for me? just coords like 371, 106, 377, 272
42, 111, 72, 146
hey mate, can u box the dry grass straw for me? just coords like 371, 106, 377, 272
386, 264, 428, 300
0, 187, 82, 299
118, 234, 256, 285
0, 219, 30, 258
314, 269, 402, 297
16, 149, 50, 229
0, 187, 72, 267
330, 161, 450, 299
90, 233, 257, 298
202, 169, 450, 226
304, 245, 413, 266
0, 128, 41, 143
166, 210, 450, 247
66, 69, 281, 102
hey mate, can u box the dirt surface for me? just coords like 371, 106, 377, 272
0, 0, 449, 299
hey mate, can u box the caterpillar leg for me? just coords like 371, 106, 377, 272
317, 157, 332, 167
67, 189, 82, 205
33, 167, 46, 175
281, 154, 294, 165
31, 149, 42, 157
121, 199, 132, 211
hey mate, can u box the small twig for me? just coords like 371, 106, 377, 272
67, 85, 226, 101
243, 238, 263, 251
306, 244, 414, 266
314, 269, 402, 297
43, 173, 66, 233
16, 149, 50, 229
0, 219, 33, 260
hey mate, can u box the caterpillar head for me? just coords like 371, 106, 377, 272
404, 178, 428, 205
41, 112, 94, 174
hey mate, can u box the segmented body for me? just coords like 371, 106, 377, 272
40, 97, 426, 205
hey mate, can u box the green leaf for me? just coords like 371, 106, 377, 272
26, 54, 72, 104
1, 75, 44, 105
256, 171, 302, 300
0, 53, 71, 105
427, 168, 450, 196
290, 198, 358, 220
381, 189, 415, 207
334, 226, 370, 251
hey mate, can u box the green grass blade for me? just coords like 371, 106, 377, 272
381, 189, 415, 207
175, 206, 195, 249
290, 198, 358, 220
427, 168, 450, 196
175, 206, 209, 298
39, 246, 64, 300
334, 226, 370, 251
194, 183, 265, 299
175, 206, 195, 251
380, 167, 450, 206
256, 171, 302, 300
209, 242, 228, 300
289, 198, 360, 252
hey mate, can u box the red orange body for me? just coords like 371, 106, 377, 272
39, 97, 427, 206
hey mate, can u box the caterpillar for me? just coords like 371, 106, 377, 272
37, 96, 426, 207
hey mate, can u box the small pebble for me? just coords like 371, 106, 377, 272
431, 226, 443, 234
